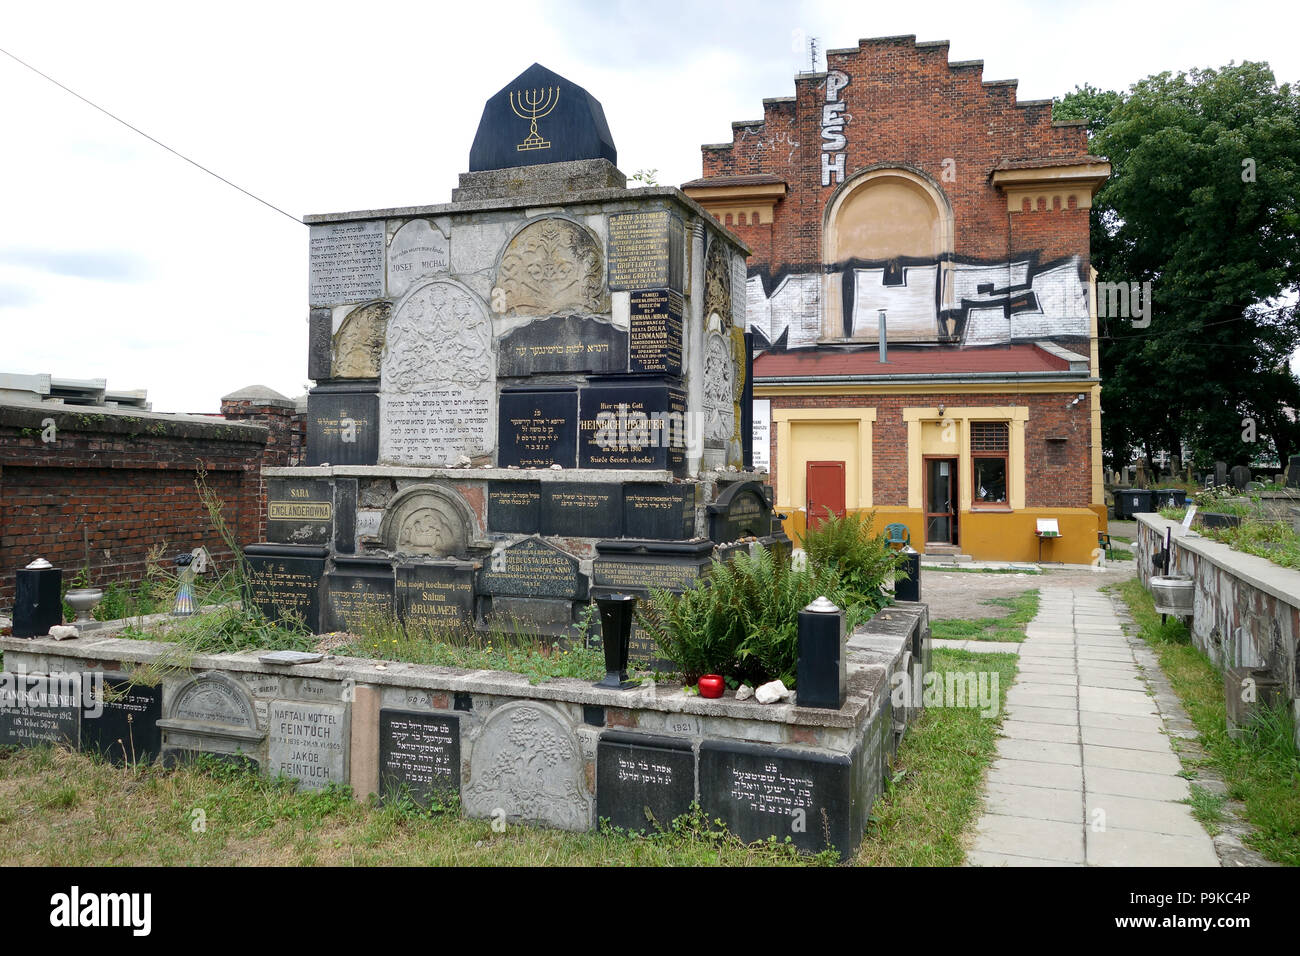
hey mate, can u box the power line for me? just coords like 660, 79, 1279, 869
0, 45, 302, 225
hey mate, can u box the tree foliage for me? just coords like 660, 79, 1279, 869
1056, 64, 1300, 471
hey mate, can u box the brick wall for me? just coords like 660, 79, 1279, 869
701, 35, 1092, 277
768, 390, 1094, 508
0, 403, 270, 606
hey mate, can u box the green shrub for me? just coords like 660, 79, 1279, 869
799, 510, 904, 613
637, 544, 849, 687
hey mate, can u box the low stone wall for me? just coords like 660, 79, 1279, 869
1134, 513, 1300, 745
0, 602, 929, 856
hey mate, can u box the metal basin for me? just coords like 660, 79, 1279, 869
1150, 574, 1194, 616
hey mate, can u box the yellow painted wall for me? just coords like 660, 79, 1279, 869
788, 420, 861, 509
781, 506, 1102, 565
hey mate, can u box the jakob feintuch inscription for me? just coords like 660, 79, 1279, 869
267, 701, 347, 789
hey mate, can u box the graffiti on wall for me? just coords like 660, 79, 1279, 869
746, 253, 1090, 350
821, 71, 850, 187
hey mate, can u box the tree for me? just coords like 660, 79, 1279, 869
1056, 64, 1300, 474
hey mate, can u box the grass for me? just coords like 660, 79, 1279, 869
334, 612, 607, 685
1113, 578, 1300, 865
855, 648, 1017, 865
931, 590, 1040, 643
0, 649, 1012, 867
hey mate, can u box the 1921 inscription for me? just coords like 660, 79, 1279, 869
309, 220, 385, 305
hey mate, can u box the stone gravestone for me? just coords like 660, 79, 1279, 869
1214, 461, 1229, 487
596, 731, 695, 833
379, 278, 495, 466
497, 386, 579, 468
387, 219, 449, 298
578, 377, 687, 474
244, 544, 328, 633
623, 483, 697, 540
266, 478, 333, 546
592, 539, 713, 663
699, 739, 855, 855
463, 701, 592, 830
266, 700, 348, 790
1288, 455, 1300, 488
0, 671, 81, 748
306, 382, 379, 466
378, 709, 461, 808
309, 220, 384, 306
468, 62, 617, 172
707, 481, 774, 543
397, 561, 477, 630
478, 536, 586, 635
160, 671, 264, 768
487, 480, 542, 534
540, 483, 623, 539
497, 316, 626, 377
1230, 465, 1251, 491
324, 555, 396, 632
628, 290, 684, 376
82, 674, 162, 765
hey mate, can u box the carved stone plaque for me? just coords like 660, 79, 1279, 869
497, 218, 604, 316
388, 219, 450, 298
463, 702, 592, 831
380, 485, 474, 559
379, 278, 495, 465
309, 220, 384, 306
332, 301, 389, 379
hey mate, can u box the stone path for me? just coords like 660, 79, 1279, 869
965, 586, 1221, 867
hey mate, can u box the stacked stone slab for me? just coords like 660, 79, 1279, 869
247, 64, 786, 656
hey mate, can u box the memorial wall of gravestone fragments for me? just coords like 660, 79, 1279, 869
253, 63, 787, 655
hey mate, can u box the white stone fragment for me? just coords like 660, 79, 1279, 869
735, 684, 754, 701
49, 625, 79, 640
755, 679, 790, 704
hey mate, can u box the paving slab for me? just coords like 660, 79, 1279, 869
967, 585, 1220, 868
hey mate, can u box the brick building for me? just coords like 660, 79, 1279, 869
684, 35, 1109, 563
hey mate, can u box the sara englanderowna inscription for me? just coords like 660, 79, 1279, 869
309, 221, 385, 306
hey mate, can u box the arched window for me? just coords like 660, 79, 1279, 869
822, 167, 955, 342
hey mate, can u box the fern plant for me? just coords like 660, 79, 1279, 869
637, 545, 848, 686
800, 509, 904, 615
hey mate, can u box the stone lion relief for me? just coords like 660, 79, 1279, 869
497, 218, 604, 316
703, 237, 732, 330
703, 330, 736, 442
383, 280, 492, 394
332, 301, 389, 378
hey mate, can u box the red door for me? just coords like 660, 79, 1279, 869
806, 461, 846, 529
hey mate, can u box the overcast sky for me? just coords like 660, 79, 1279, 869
2, 0, 1297, 413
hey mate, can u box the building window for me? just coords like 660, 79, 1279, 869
971, 421, 1010, 507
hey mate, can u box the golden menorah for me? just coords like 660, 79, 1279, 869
510, 85, 560, 152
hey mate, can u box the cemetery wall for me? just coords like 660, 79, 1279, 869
0, 601, 929, 856
1135, 513, 1300, 746
0, 401, 269, 604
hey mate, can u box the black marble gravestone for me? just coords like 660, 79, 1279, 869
699, 739, 856, 855
1289, 455, 1300, 489
622, 482, 697, 540
607, 211, 685, 294
306, 381, 379, 466
243, 544, 329, 633
478, 537, 586, 637
1230, 465, 1251, 491
597, 731, 695, 833
628, 289, 683, 376
82, 674, 163, 765
378, 709, 461, 808
397, 561, 477, 629
578, 376, 687, 475
497, 316, 627, 377
0, 671, 81, 748
334, 478, 358, 555
592, 539, 712, 664
469, 63, 617, 172
266, 478, 334, 547
308, 308, 332, 381
541, 482, 623, 538
325, 555, 395, 632
487, 480, 542, 534
707, 481, 774, 543
498, 386, 579, 469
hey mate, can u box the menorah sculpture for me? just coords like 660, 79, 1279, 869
510, 85, 560, 152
